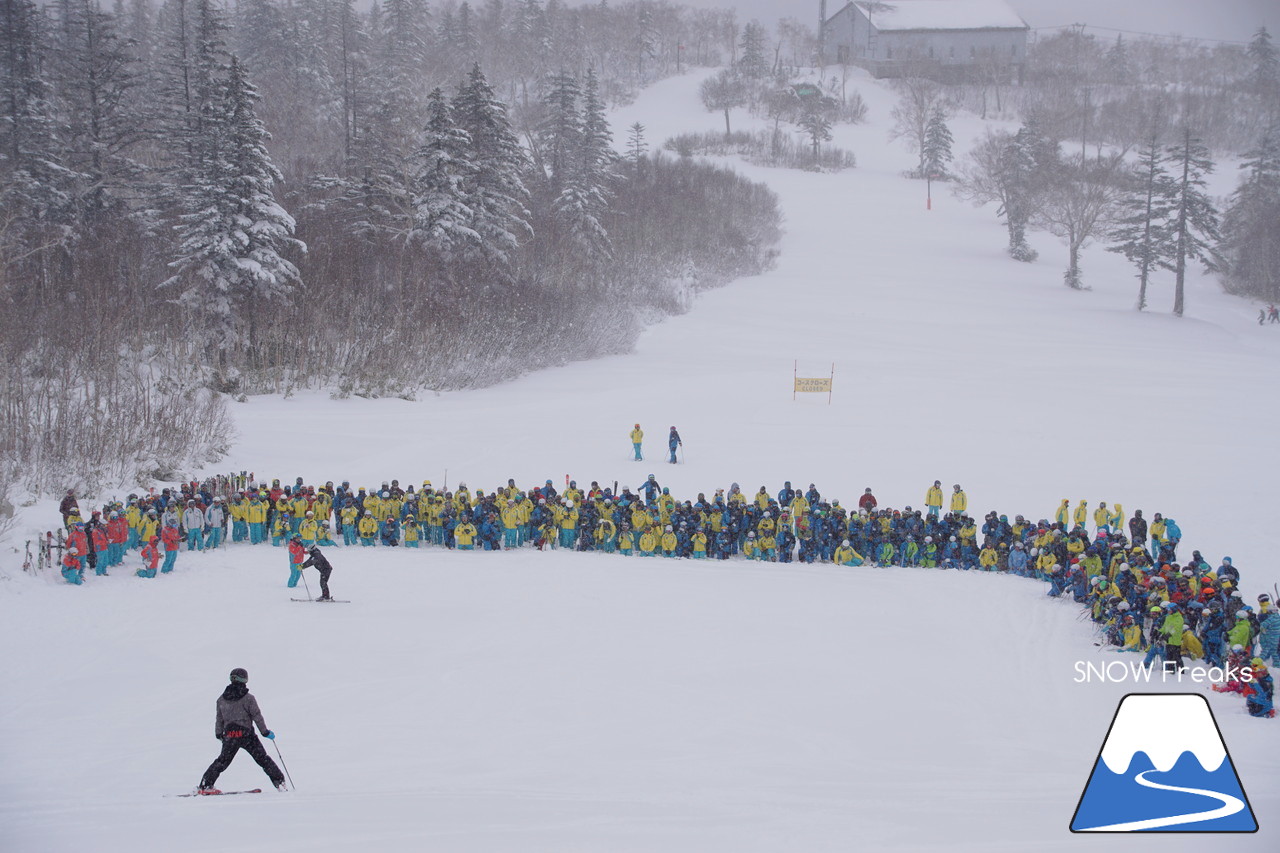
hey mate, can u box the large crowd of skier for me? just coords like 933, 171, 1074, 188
51, 462, 1276, 719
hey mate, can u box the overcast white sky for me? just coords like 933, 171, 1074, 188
694, 0, 1274, 45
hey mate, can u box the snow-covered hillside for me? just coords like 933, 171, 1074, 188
2, 67, 1277, 852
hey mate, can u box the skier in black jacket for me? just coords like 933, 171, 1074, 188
300, 545, 335, 601
198, 668, 286, 793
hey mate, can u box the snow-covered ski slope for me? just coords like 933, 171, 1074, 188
3, 68, 1279, 852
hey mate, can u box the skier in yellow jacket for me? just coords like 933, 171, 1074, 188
659, 525, 677, 557
925, 481, 943, 518
834, 540, 864, 566
950, 484, 967, 514
630, 424, 644, 461
1073, 500, 1089, 530
1109, 503, 1124, 535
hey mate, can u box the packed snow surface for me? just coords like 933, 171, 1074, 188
3, 67, 1279, 852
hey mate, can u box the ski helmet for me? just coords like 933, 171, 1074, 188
229, 668, 248, 683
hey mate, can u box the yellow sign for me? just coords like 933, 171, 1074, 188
794, 377, 832, 393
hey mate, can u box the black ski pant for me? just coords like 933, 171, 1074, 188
318, 566, 332, 598
201, 731, 283, 788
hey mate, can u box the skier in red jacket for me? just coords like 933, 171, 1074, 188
160, 523, 181, 573
287, 535, 306, 588
139, 536, 162, 578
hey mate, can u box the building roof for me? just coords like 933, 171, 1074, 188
853, 0, 1029, 32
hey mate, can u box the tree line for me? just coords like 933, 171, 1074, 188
0, 0, 782, 495
942, 26, 1280, 310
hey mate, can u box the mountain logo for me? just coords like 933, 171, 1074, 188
1070, 693, 1258, 832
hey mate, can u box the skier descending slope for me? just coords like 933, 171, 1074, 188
198, 668, 286, 794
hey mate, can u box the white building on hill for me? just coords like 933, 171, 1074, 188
820, 0, 1030, 80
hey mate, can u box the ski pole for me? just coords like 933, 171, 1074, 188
300, 570, 313, 601
271, 738, 295, 790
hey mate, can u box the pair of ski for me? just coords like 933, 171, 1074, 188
172, 788, 262, 797
291, 597, 351, 603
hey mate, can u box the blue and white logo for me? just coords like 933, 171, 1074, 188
1071, 693, 1258, 832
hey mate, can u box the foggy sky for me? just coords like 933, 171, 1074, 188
691, 0, 1275, 45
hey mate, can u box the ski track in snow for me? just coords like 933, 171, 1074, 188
1077, 769, 1246, 832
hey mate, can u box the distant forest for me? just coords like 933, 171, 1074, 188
5, 1, 1279, 498
0, 0, 783, 493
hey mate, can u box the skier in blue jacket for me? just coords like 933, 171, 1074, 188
667, 426, 682, 464
1008, 542, 1029, 576
641, 475, 660, 503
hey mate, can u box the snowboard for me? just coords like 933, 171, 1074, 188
173, 788, 262, 797
291, 598, 351, 603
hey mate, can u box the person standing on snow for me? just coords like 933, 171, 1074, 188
630, 424, 644, 461
197, 668, 286, 794
299, 546, 335, 601
287, 535, 307, 588
950, 484, 967, 515
925, 481, 943, 518
59, 489, 81, 529
205, 498, 226, 550
1072, 500, 1088, 531
668, 426, 682, 464
641, 474, 661, 504
160, 519, 181, 573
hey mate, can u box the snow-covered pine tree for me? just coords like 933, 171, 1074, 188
625, 121, 647, 170
534, 68, 581, 191
1107, 132, 1176, 310
1219, 120, 1280, 302
191, 0, 231, 136
631, 4, 657, 80
165, 55, 303, 352
152, 0, 231, 221
408, 86, 478, 262
552, 66, 613, 260
320, 0, 368, 161
921, 106, 954, 180
335, 0, 430, 241
1001, 117, 1056, 262
454, 2, 481, 68
452, 62, 531, 270
0, 0, 77, 274
797, 97, 833, 164
55, 0, 146, 220
1247, 26, 1278, 98
890, 76, 947, 179
737, 20, 768, 80
230, 0, 285, 78
0, 0, 79, 295
1163, 128, 1221, 317
1105, 34, 1130, 86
